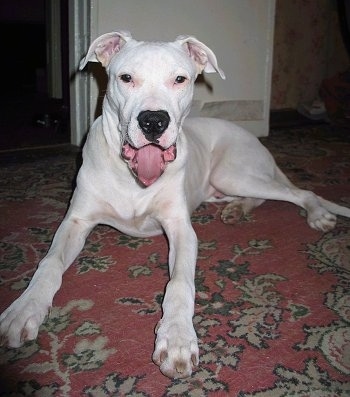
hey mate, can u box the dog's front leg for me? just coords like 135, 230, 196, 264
0, 213, 94, 347
153, 218, 199, 378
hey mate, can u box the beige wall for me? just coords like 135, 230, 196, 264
88, 0, 275, 136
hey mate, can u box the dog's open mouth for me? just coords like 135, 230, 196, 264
121, 143, 177, 187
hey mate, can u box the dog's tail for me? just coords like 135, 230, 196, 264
318, 196, 350, 218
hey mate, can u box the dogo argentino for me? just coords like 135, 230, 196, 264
1, 31, 350, 378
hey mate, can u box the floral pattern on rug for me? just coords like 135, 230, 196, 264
1, 126, 350, 396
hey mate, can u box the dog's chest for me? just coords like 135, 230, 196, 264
96, 188, 164, 237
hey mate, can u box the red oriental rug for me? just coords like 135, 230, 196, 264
0, 125, 350, 396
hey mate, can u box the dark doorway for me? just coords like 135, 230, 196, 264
0, 0, 70, 151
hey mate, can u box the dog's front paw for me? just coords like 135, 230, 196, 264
0, 296, 49, 348
152, 319, 199, 378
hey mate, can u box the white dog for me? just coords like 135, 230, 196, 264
1, 31, 350, 378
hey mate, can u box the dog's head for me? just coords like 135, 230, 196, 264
80, 31, 225, 186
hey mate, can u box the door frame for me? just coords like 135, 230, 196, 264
68, 0, 92, 146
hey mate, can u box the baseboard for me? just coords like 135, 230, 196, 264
189, 100, 264, 121
188, 100, 267, 137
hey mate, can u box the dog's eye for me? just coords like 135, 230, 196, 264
120, 74, 132, 83
175, 76, 187, 84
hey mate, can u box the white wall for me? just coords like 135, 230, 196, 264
87, 0, 275, 136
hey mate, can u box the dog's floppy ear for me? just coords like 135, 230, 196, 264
79, 31, 132, 70
176, 35, 225, 79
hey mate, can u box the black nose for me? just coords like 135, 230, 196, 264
137, 110, 170, 143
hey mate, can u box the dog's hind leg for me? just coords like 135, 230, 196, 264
210, 165, 347, 232
272, 166, 350, 230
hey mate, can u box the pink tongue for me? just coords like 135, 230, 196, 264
122, 143, 176, 186
136, 145, 164, 186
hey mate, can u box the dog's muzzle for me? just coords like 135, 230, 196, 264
121, 110, 176, 187
122, 143, 176, 187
